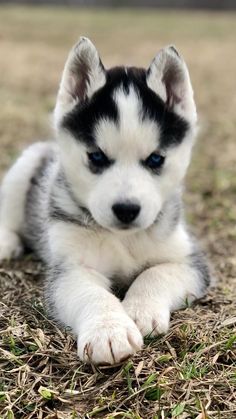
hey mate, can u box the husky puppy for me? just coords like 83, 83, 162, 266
0, 38, 211, 364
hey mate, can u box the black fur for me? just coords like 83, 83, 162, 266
62, 71, 119, 146
62, 67, 189, 149
169, 46, 180, 58
110, 263, 152, 300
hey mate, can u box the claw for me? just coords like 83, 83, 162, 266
83, 342, 93, 362
109, 339, 116, 364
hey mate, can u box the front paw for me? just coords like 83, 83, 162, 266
77, 313, 143, 364
0, 228, 23, 261
123, 298, 170, 337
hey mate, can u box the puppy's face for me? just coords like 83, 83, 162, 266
54, 38, 197, 232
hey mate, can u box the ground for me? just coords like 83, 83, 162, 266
0, 6, 235, 419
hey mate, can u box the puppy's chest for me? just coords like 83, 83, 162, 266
81, 232, 161, 285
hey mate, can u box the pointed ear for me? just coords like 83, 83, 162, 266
147, 46, 197, 124
54, 37, 106, 125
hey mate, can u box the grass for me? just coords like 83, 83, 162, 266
0, 5, 236, 419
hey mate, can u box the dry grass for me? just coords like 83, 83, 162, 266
0, 6, 235, 419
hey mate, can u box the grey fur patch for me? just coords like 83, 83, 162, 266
154, 192, 183, 234
22, 154, 55, 257
54, 170, 77, 206
49, 170, 98, 228
189, 250, 211, 289
49, 198, 96, 228
43, 261, 68, 325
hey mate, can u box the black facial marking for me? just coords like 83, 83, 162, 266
62, 66, 189, 149
125, 68, 189, 148
62, 73, 119, 146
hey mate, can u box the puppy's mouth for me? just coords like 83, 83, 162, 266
110, 209, 163, 233
107, 224, 141, 235
112, 223, 139, 232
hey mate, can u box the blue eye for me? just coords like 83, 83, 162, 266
144, 153, 165, 170
87, 149, 111, 170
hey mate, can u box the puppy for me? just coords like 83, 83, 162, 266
0, 38, 211, 364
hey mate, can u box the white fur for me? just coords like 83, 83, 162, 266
51, 263, 143, 364
123, 262, 202, 336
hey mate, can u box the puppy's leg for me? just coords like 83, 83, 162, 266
46, 223, 143, 364
47, 263, 143, 364
0, 143, 52, 261
122, 255, 211, 337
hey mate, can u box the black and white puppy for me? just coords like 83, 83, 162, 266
0, 38, 211, 364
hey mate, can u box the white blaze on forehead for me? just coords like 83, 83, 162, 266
94, 86, 161, 160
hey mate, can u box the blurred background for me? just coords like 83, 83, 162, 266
1, 0, 236, 9
0, 2, 235, 268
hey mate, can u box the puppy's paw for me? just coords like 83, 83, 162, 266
77, 313, 143, 364
0, 227, 23, 262
123, 298, 170, 337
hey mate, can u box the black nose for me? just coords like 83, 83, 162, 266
112, 202, 141, 224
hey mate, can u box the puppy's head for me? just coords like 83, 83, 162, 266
54, 37, 197, 232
